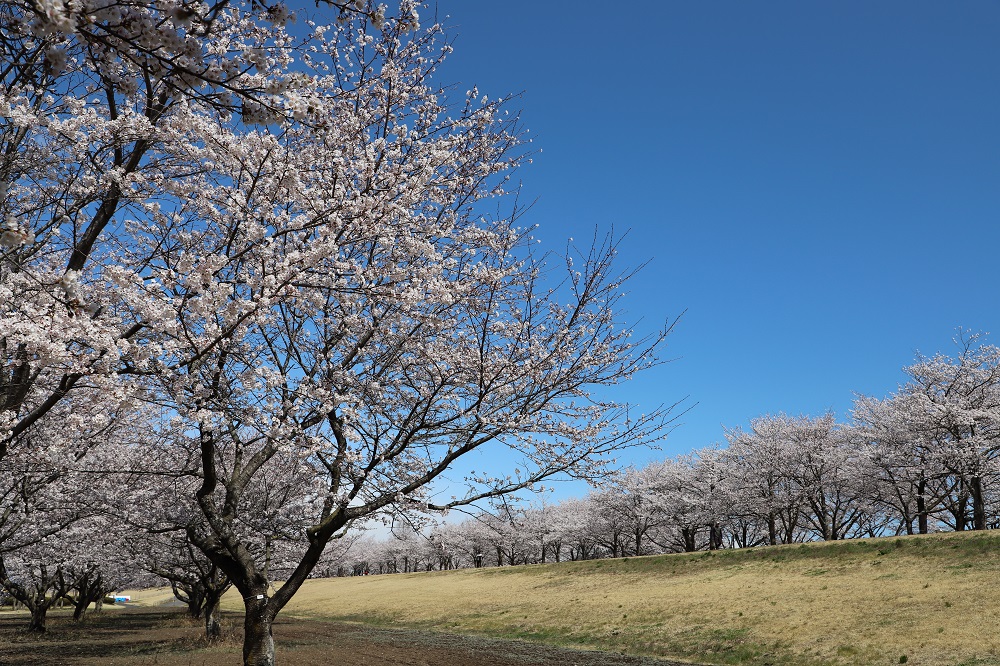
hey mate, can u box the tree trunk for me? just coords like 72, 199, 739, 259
916, 480, 929, 534
73, 598, 89, 622
681, 527, 697, 553
767, 513, 777, 546
709, 523, 723, 550
243, 601, 275, 666
971, 476, 987, 531
27, 606, 48, 633
205, 599, 222, 641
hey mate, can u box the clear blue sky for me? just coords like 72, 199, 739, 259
423, 1, 1000, 469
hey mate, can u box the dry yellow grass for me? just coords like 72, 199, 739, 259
216, 531, 1000, 666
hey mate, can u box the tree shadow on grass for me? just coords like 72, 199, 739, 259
0, 608, 227, 665
0, 607, 695, 666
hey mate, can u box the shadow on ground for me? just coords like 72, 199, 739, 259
0, 607, 693, 666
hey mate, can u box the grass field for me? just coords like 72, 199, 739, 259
214, 531, 1000, 666
0, 608, 684, 666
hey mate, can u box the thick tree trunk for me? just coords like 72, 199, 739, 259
174, 582, 206, 619
709, 523, 723, 550
27, 606, 48, 633
767, 514, 777, 546
243, 602, 275, 666
681, 527, 697, 553
73, 598, 89, 621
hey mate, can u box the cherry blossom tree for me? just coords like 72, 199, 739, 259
61, 514, 140, 622
441, 514, 493, 568
2, 3, 673, 661
901, 334, 1000, 531
724, 415, 810, 545
690, 447, 737, 550
596, 465, 670, 556
792, 419, 879, 541
853, 393, 950, 534
0, 513, 140, 632
140, 533, 232, 638
642, 457, 704, 553
546, 497, 599, 561
0, 540, 75, 632
525, 503, 567, 563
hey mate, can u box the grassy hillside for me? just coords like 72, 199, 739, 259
119, 587, 181, 607
220, 531, 1000, 666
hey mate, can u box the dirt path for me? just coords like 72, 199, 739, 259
0, 608, 693, 666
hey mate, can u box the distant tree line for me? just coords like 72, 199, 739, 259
3, 332, 998, 635
334, 332, 1000, 573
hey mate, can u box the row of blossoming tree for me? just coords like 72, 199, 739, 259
0, 1, 676, 664
334, 333, 1000, 571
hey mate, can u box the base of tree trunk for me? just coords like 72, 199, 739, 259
243, 612, 275, 666
206, 609, 222, 640
27, 612, 47, 633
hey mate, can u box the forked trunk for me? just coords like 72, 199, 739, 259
171, 580, 205, 619
681, 527, 697, 552
243, 599, 275, 666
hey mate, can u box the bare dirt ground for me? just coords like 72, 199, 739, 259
0, 607, 692, 666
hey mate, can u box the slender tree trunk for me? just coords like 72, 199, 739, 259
205, 598, 222, 641
781, 507, 798, 544
951, 481, 969, 531
971, 476, 987, 531
916, 479, 929, 534
954, 491, 968, 531
767, 513, 777, 546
